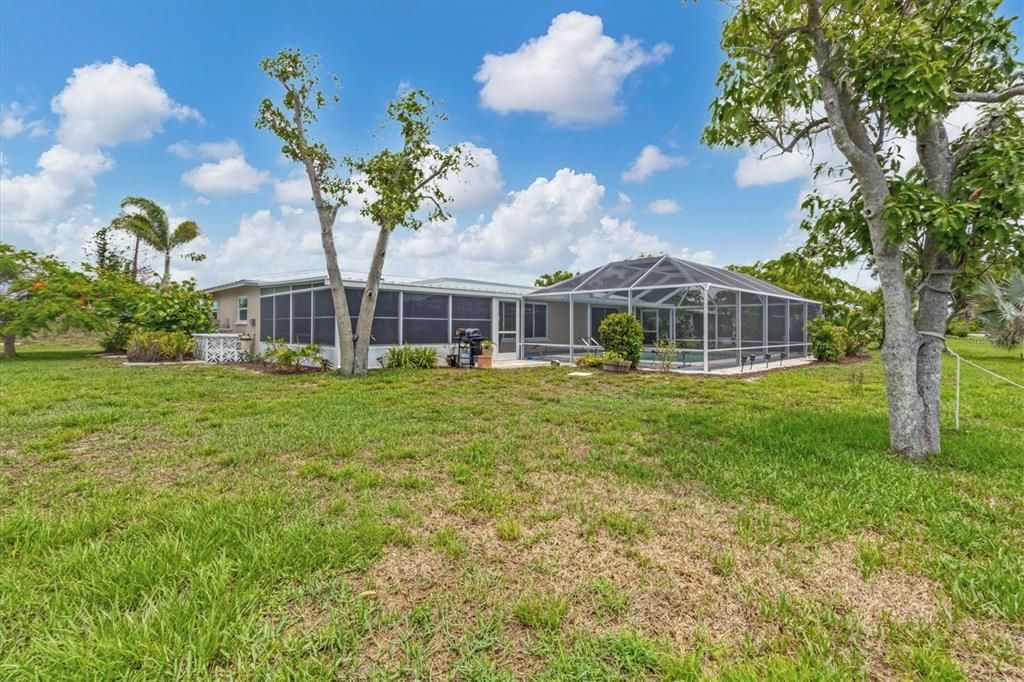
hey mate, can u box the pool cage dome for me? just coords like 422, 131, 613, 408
523, 255, 822, 372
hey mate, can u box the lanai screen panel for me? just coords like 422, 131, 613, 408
525, 255, 820, 369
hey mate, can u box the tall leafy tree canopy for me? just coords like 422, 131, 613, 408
704, 0, 1023, 458
728, 253, 875, 319
0, 244, 102, 357
534, 270, 576, 288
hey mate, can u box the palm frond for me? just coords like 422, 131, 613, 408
120, 196, 170, 246
169, 220, 201, 248
973, 271, 1024, 349
109, 214, 161, 249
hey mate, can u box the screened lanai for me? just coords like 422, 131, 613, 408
522, 255, 822, 372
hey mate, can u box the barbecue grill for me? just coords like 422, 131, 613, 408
448, 327, 483, 368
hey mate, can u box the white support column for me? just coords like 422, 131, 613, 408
702, 285, 709, 373
762, 296, 768, 358
568, 293, 575, 363
784, 299, 790, 358
803, 302, 808, 356
735, 291, 742, 366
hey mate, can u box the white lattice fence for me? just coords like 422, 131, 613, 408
193, 334, 243, 363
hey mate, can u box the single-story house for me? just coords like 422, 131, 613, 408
204, 255, 821, 371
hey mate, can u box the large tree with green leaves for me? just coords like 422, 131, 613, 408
534, 270, 576, 288
257, 49, 467, 376
728, 252, 875, 319
111, 197, 205, 289
704, 0, 1023, 459
0, 244, 101, 357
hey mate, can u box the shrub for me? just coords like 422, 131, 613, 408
575, 353, 603, 368
600, 350, 625, 362
834, 311, 868, 354
135, 280, 216, 334
947, 318, 971, 338
653, 338, 677, 371
411, 346, 439, 368
808, 319, 849, 362
263, 339, 331, 372
598, 313, 644, 366
126, 330, 193, 362
383, 345, 439, 369
96, 275, 215, 351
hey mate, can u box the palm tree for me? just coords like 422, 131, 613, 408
111, 197, 205, 289
973, 271, 1024, 349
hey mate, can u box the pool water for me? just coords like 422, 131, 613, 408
639, 350, 704, 363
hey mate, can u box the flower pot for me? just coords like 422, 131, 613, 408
601, 359, 631, 373
476, 355, 493, 369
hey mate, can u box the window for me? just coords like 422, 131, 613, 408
237, 296, 248, 323
452, 295, 492, 340
403, 293, 448, 344
273, 293, 290, 341
767, 297, 787, 350
346, 288, 399, 345
291, 290, 312, 344
524, 302, 547, 339
590, 306, 621, 342
211, 299, 219, 322
260, 295, 274, 341
313, 288, 336, 346
789, 301, 806, 353
740, 292, 764, 349
639, 309, 658, 345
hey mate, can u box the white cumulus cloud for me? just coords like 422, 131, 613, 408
437, 142, 503, 210
647, 198, 680, 215
1, 59, 199, 256
51, 58, 200, 150
167, 138, 242, 160
475, 11, 671, 126
621, 144, 688, 183
568, 216, 670, 270
274, 175, 312, 205
182, 156, 270, 195
457, 168, 606, 266
0, 102, 48, 138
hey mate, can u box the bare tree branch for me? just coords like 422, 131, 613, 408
955, 82, 1024, 103
951, 110, 1008, 169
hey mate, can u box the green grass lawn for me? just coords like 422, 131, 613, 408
1, 340, 1021, 679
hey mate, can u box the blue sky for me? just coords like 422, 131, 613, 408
1, 1, 1020, 287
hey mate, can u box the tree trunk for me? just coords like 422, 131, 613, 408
289, 101, 354, 376
160, 250, 172, 290
318, 205, 354, 376
352, 225, 394, 376
3, 334, 14, 358
874, 245, 931, 459
131, 236, 140, 281
809, 6, 934, 459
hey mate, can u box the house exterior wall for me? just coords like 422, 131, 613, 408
210, 286, 260, 334
541, 301, 588, 345
208, 280, 531, 366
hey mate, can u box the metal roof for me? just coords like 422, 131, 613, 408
204, 271, 533, 296
528, 255, 816, 302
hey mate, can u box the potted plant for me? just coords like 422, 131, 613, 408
600, 350, 631, 373
477, 339, 494, 368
